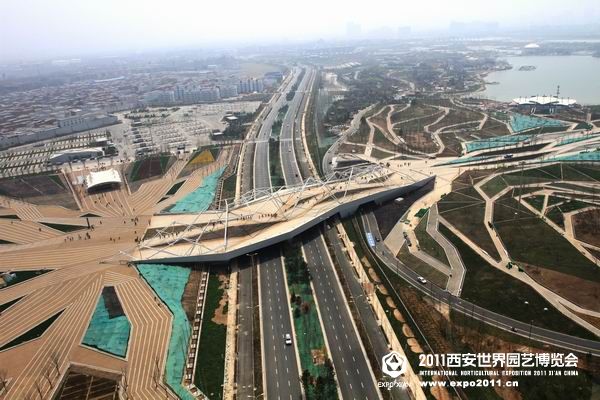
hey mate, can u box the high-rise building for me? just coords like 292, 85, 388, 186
219, 85, 238, 98
237, 78, 264, 94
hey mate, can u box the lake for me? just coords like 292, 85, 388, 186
482, 55, 600, 105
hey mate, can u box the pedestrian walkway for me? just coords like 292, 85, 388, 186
137, 264, 196, 400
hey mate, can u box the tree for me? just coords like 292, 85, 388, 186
300, 302, 311, 315
314, 376, 325, 399
301, 369, 311, 392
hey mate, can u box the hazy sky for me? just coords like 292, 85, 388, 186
1, 0, 599, 62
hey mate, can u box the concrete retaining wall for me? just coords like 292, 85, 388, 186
336, 221, 427, 400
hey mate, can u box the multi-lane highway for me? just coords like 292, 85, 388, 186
302, 229, 381, 399
249, 69, 304, 399
280, 68, 315, 183
236, 256, 255, 399
253, 67, 302, 192
325, 227, 410, 400
236, 69, 304, 400
258, 247, 302, 399
279, 67, 382, 399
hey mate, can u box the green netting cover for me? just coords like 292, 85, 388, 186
169, 167, 225, 213
137, 264, 196, 400
82, 294, 130, 358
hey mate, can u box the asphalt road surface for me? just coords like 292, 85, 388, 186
280, 68, 314, 183
361, 210, 600, 357
302, 229, 381, 400
254, 68, 301, 193
242, 69, 304, 399
279, 67, 382, 399
236, 257, 256, 399
258, 247, 303, 400
325, 227, 410, 400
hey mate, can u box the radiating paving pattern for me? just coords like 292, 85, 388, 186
0, 152, 232, 400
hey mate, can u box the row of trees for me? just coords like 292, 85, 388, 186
284, 243, 310, 284
301, 359, 337, 400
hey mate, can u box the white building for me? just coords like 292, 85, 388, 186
49, 147, 104, 165
85, 169, 122, 192
237, 78, 264, 94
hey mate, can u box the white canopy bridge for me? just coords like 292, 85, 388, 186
127, 164, 433, 264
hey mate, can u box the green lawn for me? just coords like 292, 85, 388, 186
370, 147, 394, 159
545, 207, 565, 228
221, 174, 237, 201
481, 175, 508, 198
397, 244, 449, 288
494, 196, 600, 282
487, 164, 600, 198
283, 244, 325, 376
414, 212, 450, 266
438, 187, 500, 260
439, 224, 596, 340
563, 164, 600, 181
555, 199, 594, 213
547, 195, 565, 207
523, 195, 545, 211
390, 104, 437, 123
194, 274, 227, 399
502, 164, 561, 186
288, 279, 327, 378
373, 127, 397, 152
551, 182, 600, 194
269, 140, 285, 187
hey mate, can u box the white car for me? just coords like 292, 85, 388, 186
284, 333, 292, 345
417, 276, 427, 285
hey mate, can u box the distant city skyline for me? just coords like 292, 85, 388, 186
1, 0, 600, 62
